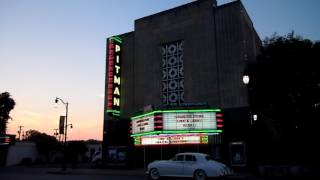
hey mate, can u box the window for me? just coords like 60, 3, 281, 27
185, 155, 196, 162
205, 156, 214, 161
161, 40, 184, 105
173, 155, 184, 161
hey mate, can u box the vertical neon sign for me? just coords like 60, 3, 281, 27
106, 36, 122, 117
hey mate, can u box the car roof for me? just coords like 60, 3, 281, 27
175, 152, 208, 156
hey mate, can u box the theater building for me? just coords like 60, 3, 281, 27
103, 0, 261, 167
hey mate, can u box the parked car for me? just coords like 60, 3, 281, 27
146, 152, 233, 180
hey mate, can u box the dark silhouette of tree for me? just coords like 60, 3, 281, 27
0, 92, 16, 135
86, 139, 102, 143
249, 32, 320, 164
24, 129, 60, 161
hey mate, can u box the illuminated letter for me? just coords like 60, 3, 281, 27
114, 87, 120, 96
116, 45, 121, 52
113, 97, 120, 106
114, 76, 121, 85
115, 65, 120, 74
116, 55, 120, 63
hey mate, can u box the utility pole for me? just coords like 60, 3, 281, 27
22, 131, 25, 140
53, 129, 59, 140
18, 126, 24, 141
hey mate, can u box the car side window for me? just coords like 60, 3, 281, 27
175, 155, 184, 161
205, 156, 214, 161
185, 155, 196, 162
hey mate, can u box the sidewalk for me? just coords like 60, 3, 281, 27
47, 167, 146, 176
229, 166, 320, 180
46, 167, 261, 179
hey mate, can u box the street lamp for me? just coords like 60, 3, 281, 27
55, 97, 69, 171
67, 124, 73, 129
242, 75, 250, 85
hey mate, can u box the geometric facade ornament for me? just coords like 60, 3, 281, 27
161, 41, 184, 105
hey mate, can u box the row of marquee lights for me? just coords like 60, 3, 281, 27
130, 109, 224, 146
106, 36, 122, 117
134, 133, 210, 146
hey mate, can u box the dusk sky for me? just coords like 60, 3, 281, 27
1, 0, 319, 141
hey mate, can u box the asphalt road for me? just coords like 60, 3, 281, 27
0, 174, 144, 180
2, 166, 316, 180
0, 166, 147, 180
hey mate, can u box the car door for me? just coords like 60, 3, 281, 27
163, 154, 184, 176
183, 154, 197, 176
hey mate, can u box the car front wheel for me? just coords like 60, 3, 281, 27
149, 168, 160, 180
194, 169, 207, 180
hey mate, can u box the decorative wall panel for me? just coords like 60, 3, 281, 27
161, 41, 184, 105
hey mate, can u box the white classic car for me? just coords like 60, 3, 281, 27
146, 152, 233, 180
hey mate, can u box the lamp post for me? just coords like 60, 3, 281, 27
55, 97, 69, 171
243, 75, 258, 124
53, 128, 59, 140
243, 75, 253, 125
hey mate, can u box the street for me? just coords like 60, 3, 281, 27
1, 166, 318, 180
0, 166, 146, 180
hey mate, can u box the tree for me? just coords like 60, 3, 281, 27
24, 130, 60, 160
249, 32, 320, 164
0, 92, 16, 135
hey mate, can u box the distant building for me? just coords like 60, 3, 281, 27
103, 0, 261, 167
5, 142, 40, 167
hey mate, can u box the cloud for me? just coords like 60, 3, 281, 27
16, 110, 56, 120
19, 110, 43, 118
96, 93, 104, 99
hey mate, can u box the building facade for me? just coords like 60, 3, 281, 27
103, 0, 261, 167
